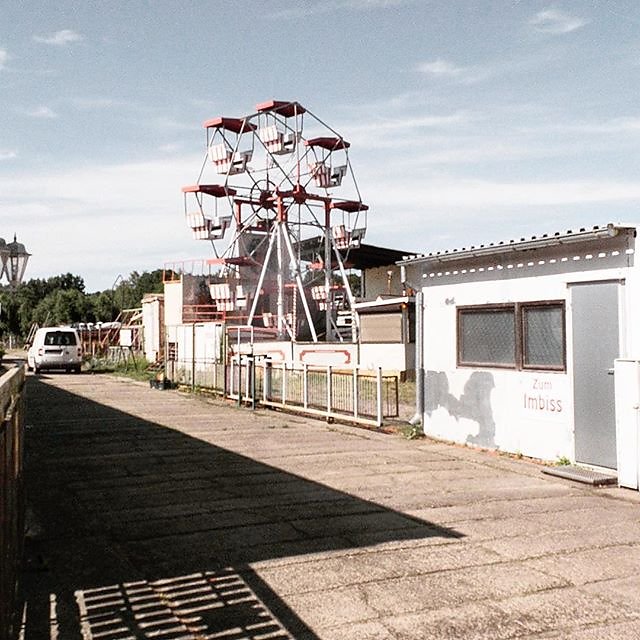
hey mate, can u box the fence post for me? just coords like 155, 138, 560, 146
250, 355, 256, 410
264, 360, 270, 402
191, 323, 196, 393
282, 362, 287, 406
353, 366, 359, 419
237, 356, 243, 407
244, 356, 250, 400
376, 367, 383, 427
303, 363, 308, 409
222, 329, 228, 398
164, 332, 169, 383
327, 365, 333, 415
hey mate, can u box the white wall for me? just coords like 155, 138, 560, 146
360, 343, 414, 374
292, 342, 358, 367
164, 281, 183, 326
423, 274, 575, 460
229, 340, 294, 362
142, 298, 162, 362
421, 244, 636, 463
168, 322, 224, 369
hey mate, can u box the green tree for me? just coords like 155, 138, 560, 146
32, 289, 90, 327
46, 273, 85, 293
112, 269, 164, 313
90, 290, 119, 322
0, 269, 165, 339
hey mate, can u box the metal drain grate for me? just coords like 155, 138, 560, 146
542, 465, 618, 486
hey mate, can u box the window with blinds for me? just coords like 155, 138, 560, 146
457, 302, 565, 371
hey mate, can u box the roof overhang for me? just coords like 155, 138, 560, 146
399, 223, 636, 267
295, 236, 410, 270
354, 296, 414, 314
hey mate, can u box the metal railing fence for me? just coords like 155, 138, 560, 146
0, 366, 26, 640
167, 357, 227, 393
166, 356, 398, 427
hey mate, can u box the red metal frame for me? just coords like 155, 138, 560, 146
202, 117, 257, 133
174, 100, 369, 342
305, 137, 350, 151
255, 100, 306, 117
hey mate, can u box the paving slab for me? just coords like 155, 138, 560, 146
18, 372, 640, 639
522, 544, 640, 585
522, 620, 640, 639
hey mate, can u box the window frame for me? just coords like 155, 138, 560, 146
457, 303, 517, 370
457, 300, 566, 372
520, 301, 566, 372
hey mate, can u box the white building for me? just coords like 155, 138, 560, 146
401, 223, 640, 488
161, 244, 416, 375
141, 293, 164, 363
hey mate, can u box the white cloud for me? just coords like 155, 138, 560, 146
343, 111, 474, 149
417, 59, 465, 77
392, 142, 560, 166
0, 156, 201, 290
345, 0, 407, 7
416, 58, 491, 84
577, 116, 640, 134
69, 97, 130, 110
529, 9, 587, 34
0, 48, 8, 70
25, 106, 57, 119
363, 176, 640, 210
33, 29, 84, 46
190, 98, 218, 111
158, 143, 183, 153
2, 153, 638, 290
519, 115, 640, 135
149, 116, 200, 132
358, 174, 640, 253
0, 150, 17, 161
350, 111, 472, 133
270, 0, 410, 18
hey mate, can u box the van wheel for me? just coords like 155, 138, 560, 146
73, 365, 81, 374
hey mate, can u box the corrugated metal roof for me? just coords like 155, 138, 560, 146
400, 223, 636, 265
295, 236, 410, 269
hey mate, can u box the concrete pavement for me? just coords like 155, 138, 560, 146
19, 371, 640, 639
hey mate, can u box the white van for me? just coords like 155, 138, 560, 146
27, 327, 83, 373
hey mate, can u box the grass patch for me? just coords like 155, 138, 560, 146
85, 355, 157, 383
398, 379, 415, 405
396, 423, 423, 440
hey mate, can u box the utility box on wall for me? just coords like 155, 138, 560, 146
614, 359, 640, 490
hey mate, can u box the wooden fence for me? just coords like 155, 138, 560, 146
0, 365, 26, 640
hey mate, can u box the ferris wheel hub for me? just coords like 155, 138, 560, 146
291, 184, 308, 204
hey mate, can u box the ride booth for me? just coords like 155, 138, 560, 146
401, 224, 640, 489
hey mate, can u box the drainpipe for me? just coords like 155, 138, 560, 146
400, 265, 424, 427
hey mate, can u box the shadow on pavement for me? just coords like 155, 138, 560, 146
20, 375, 462, 639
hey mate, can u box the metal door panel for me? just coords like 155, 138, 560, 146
572, 282, 620, 469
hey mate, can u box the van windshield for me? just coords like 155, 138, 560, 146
44, 331, 77, 346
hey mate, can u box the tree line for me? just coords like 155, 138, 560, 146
0, 270, 164, 338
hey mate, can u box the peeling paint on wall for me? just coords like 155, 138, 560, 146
426, 370, 496, 449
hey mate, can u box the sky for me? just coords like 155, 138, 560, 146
1, 0, 640, 292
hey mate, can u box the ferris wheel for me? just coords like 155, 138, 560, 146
182, 100, 369, 342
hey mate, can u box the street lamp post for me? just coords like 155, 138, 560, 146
0, 234, 30, 289
0, 234, 30, 349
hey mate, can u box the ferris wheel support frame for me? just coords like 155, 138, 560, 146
183, 100, 368, 344
324, 202, 333, 342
